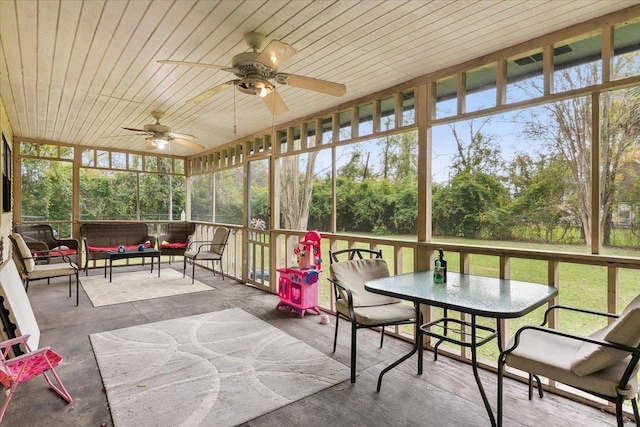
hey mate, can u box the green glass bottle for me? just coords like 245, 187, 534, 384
433, 258, 443, 284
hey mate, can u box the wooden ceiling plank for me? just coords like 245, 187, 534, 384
0, 0, 28, 135
47, 0, 83, 143
67, 0, 157, 144
16, 0, 38, 137
55, 0, 125, 144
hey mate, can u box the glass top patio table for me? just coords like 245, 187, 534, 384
364, 270, 557, 318
365, 270, 558, 427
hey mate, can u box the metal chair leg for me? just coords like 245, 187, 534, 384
350, 319, 357, 383
332, 314, 340, 353
616, 395, 625, 427
632, 396, 640, 426
379, 326, 385, 348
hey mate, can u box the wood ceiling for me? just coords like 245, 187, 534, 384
0, 0, 636, 156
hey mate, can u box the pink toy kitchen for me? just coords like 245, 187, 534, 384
276, 231, 322, 317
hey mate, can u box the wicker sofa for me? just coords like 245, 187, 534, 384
79, 223, 156, 273
158, 222, 195, 261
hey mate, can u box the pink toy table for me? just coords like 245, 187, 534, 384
276, 231, 322, 317
276, 267, 320, 317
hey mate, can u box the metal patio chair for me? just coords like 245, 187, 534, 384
499, 294, 640, 426
328, 248, 416, 383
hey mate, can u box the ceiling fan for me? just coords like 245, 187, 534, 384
158, 32, 347, 115
122, 111, 204, 151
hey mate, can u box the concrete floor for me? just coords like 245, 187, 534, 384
1, 263, 625, 426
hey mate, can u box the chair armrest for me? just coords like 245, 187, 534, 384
52, 237, 79, 251
328, 278, 357, 319
0, 335, 29, 350
504, 325, 640, 355
191, 241, 216, 255
0, 335, 30, 359
24, 250, 76, 266
144, 236, 157, 247
157, 234, 168, 243
540, 305, 618, 327
25, 241, 49, 252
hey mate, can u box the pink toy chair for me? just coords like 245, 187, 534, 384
0, 334, 72, 422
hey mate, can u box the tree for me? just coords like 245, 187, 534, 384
520, 55, 640, 245
508, 154, 574, 242
449, 118, 503, 176
280, 151, 319, 230
433, 171, 509, 238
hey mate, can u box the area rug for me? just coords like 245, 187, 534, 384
81, 268, 213, 307
90, 308, 350, 427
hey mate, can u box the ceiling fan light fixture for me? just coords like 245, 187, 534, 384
255, 81, 273, 97
146, 136, 169, 149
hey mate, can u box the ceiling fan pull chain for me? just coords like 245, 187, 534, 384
233, 90, 237, 134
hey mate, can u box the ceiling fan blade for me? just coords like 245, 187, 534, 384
186, 80, 237, 104
171, 137, 205, 151
122, 127, 148, 133
157, 59, 236, 73
255, 40, 297, 68
263, 89, 288, 115
167, 132, 199, 142
276, 73, 346, 97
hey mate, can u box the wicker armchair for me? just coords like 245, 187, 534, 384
14, 224, 79, 265
158, 222, 195, 262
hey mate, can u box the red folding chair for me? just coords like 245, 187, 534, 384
0, 334, 72, 422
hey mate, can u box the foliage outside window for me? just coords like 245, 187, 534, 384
79, 169, 137, 220
279, 148, 331, 232
601, 86, 640, 254
215, 168, 243, 225
21, 158, 73, 234
248, 160, 269, 229
432, 100, 592, 249
190, 174, 213, 222
334, 130, 418, 236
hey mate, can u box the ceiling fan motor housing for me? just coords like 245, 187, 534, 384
232, 52, 276, 78
144, 123, 171, 133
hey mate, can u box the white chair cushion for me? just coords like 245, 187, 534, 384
571, 295, 640, 376
11, 233, 35, 273
29, 263, 78, 280
330, 258, 400, 307
336, 299, 415, 325
507, 328, 639, 398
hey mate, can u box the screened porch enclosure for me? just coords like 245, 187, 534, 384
9, 6, 640, 423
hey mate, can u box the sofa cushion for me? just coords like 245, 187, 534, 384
160, 242, 187, 249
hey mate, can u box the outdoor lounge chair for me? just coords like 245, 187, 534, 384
329, 248, 416, 383
498, 295, 640, 426
9, 233, 79, 305
183, 226, 230, 284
